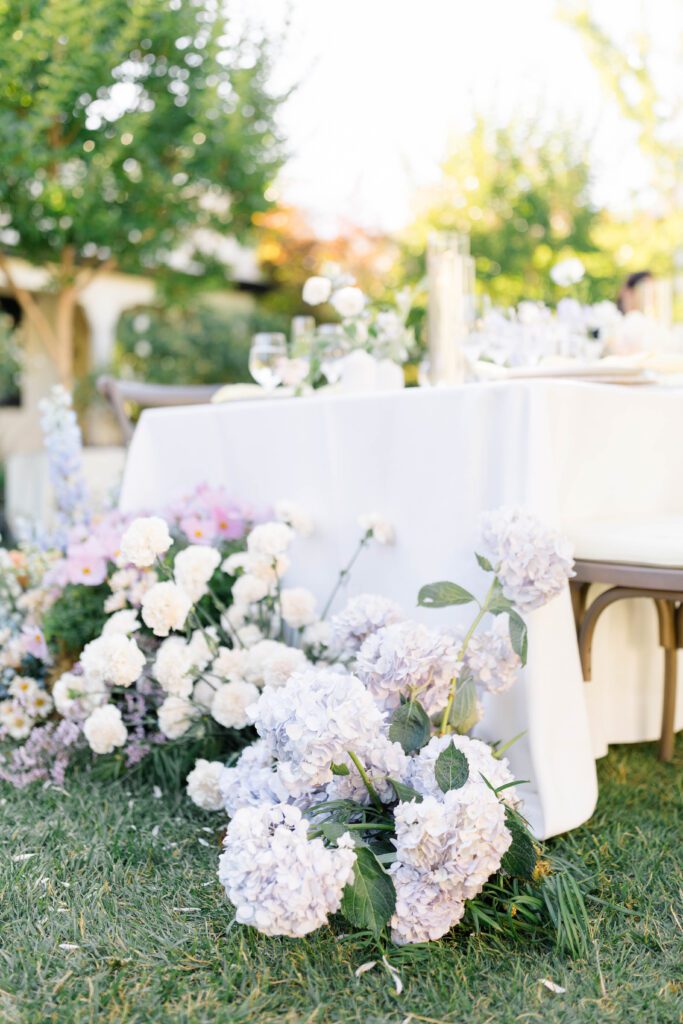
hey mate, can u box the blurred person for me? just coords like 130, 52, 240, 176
617, 270, 655, 314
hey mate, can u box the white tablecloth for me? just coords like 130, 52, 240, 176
119, 381, 683, 838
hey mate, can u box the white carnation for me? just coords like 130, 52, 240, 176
218, 803, 356, 937
157, 695, 199, 739
280, 587, 317, 628
480, 507, 574, 613
102, 609, 141, 636
355, 621, 460, 715
83, 704, 128, 755
330, 593, 403, 653
174, 545, 221, 603
141, 581, 192, 637
80, 634, 146, 688
119, 516, 172, 568
331, 285, 365, 318
231, 573, 270, 606
211, 680, 259, 729
153, 637, 194, 697
274, 500, 314, 537
186, 758, 224, 811
52, 671, 106, 718
302, 275, 332, 306
247, 522, 293, 558
211, 646, 249, 681
247, 552, 290, 584
357, 513, 395, 545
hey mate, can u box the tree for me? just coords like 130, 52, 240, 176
0, 0, 285, 385
400, 117, 615, 307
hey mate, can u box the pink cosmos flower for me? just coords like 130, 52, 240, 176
180, 516, 217, 545
20, 625, 49, 662
64, 538, 108, 586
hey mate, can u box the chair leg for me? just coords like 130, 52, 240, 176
654, 599, 677, 763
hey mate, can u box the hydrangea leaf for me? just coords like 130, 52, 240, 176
330, 762, 350, 776
488, 578, 515, 615
447, 676, 481, 735
435, 745, 469, 792
500, 807, 537, 880
388, 778, 424, 804
417, 581, 475, 608
388, 701, 431, 754
341, 847, 396, 936
320, 822, 350, 843
476, 552, 494, 572
508, 611, 528, 666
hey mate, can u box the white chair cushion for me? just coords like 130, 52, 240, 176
567, 517, 683, 569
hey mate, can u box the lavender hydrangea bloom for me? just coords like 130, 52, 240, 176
480, 507, 574, 613
38, 386, 91, 549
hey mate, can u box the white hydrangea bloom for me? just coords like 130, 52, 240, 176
219, 739, 314, 817
464, 618, 521, 694
141, 581, 192, 637
102, 609, 141, 636
330, 593, 404, 653
157, 695, 199, 739
249, 669, 387, 796
231, 573, 270, 606
480, 507, 574, 612
83, 704, 128, 755
218, 803, 356, 937
408, 734, 520, 808
153, 637, 194, 697
390, 863, 465, 945
211, 680, 259, 729
186, 758, 224, 811
119, 516, 172, 568
80, 634, 146, 688
274, 499, 314, 537
357, 513, 395, 545
280, 587, 317, 628
174, 544, 221, 603
355, 621, 460, 715
247, 522, 293, 558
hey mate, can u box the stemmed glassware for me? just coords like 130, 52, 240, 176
248, 332, 288, 391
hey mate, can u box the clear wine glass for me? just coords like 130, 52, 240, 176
316, 324, 350, 384
249, 332, 288, 391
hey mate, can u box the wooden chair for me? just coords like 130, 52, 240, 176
570, 519, 683, 762
97, 376, 221, 445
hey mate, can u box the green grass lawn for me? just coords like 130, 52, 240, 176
1, 737, 681, 1024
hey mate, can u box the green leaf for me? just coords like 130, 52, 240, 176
476, 552, 494, 572
330, 762, 350, 776
388, 701, 431, 754
319, 822, 350, 843
340, 847, 396, 936
417, 581, 475, 608
434, 744, 469, 792
500, 807, 537, 880
488, 578, 514, 615
508, 611, 528, 666
388, 778, 424, 804
448, 675, 481, 735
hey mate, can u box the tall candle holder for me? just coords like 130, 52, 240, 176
427, 231, 472, 385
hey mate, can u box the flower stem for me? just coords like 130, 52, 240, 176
439, 577, 497, 736
347, 750, 383, 812
321, 533, 371, 620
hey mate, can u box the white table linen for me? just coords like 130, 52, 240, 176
120, 381, 683, 838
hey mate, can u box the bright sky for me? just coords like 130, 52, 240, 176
237, 0, 683, 234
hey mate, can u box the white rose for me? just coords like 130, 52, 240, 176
231, 573, 269, 606
83, 704, 127, 755
274, 500, 314, 538
302, 275, 332, 306
158, 695, 198, 739
186, 758, 224, 811
358, 513, 395, 545
141, 581, 192, 637
331, 286, 365, 318
247, 522, 293, 558
102, 609, 141, 636
280, 587, 317, 628
211, 680, 259, 729
174, 545, 221, 603
119, 516, 172, 568
80, 634, 146, 688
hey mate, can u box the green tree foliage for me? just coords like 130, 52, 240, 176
0, 0, 285, 383
401, 118, 617, 307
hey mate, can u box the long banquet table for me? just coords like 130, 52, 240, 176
119, 380, 683, 838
